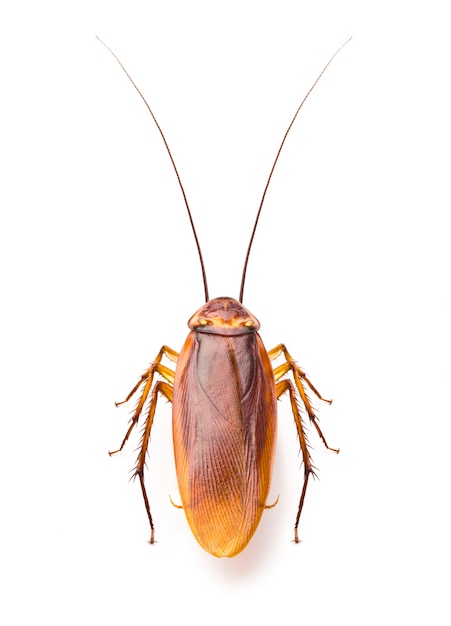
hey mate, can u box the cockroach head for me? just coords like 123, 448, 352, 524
188, 297, 260, 336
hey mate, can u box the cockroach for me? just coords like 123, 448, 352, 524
98, 36, 350, 557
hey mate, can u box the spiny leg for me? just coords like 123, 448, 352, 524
269, 343, 332, 401
110, 345, 178, 455
133, 380, 173, 543
276, 378, 315, 543
270, 344, 339, 453
272, 344, 339, 542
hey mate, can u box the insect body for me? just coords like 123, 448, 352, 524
173, 298, 276, 557
100, 36, 349, 557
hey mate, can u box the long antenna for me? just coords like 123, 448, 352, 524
96, 36, 210, 303
239, 36, 352, 303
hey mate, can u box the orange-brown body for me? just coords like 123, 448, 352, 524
173, 298, 277, 557
111, 296, 336, 557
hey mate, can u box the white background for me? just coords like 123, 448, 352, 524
1, 1, 450, 624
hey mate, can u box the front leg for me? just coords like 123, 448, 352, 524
110, 345, 178, 455
269, 343, 338, 452
270, 344, 338, 542
110, 345, 177, 543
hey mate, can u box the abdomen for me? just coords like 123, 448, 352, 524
172, 330, 277, 557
